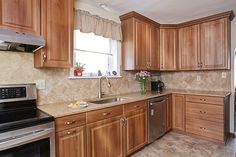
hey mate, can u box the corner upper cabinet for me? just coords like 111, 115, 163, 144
34, 0, 74, 68
200, 18, 230, 69
0, 0, 40, 35
120, 12, 160, 71
160, 27, 178, 71
178, 25, 200, 70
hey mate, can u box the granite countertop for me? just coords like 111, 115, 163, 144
38, 89, 231, 118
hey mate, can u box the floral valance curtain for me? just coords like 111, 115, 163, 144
74, 9, 122, 41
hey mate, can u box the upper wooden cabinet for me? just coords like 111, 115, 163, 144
120, 12, 160, 71
160, 27, 178, 71
0, 0, 40, 35
178, 11, 234, 70
200, 18, 229, 69
178, 25, 200, 70
34, 0, 74, 68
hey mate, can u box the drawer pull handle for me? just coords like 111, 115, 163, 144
102, 112, 111, 116
134, 105, 140, 108
199, 111, 206, 114
65, 120, 76, 125
200, 127, 206, 130
65, 130, 76, 135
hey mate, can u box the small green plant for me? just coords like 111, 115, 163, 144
74, 62, 85, 71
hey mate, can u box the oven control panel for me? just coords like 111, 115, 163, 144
0, 87, 26, 99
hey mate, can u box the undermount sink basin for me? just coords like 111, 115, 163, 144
89, 97, 127, 104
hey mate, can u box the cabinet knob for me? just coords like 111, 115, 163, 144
64, 120, 76, 125
65, 130, 76, 135
102, 112, 111, 116
43, 53, 47, 62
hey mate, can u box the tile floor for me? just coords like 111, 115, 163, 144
132, 132, 236, 157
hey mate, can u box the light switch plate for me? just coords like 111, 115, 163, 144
221, 72, 227, 78
197, 75, 201, 81
35, 79, 46, 90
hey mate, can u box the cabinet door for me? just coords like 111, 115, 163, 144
56, 126, 86, 157
86, 116, 123, 157
34, 0, 73, 68
200, 18, 229, 69
179, 25, 200, 70
172, 94, 185, 131
124, 108, 147, 156
160, 28, 177, 71
0, 0, 40, 35
134, 19, 148, 70
166, 95, 172, 131
148, 25, 160, 70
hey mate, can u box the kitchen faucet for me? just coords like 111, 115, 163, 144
98, 76, 111, 99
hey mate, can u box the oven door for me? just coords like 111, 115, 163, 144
0, 123, 55, 157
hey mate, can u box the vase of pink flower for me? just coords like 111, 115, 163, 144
135, 71, 150, 94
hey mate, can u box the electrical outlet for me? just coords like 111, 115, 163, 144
35, 79, 46, 90
197, 75, 201, 81
221, 72, 227, 78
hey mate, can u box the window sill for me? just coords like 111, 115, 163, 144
68, 76, 122, 79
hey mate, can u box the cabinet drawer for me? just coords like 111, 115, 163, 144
86, 105, 123, 123
55, 113, 86, 132
124, 100, 147, 113
186, 95, 224, 105
186, 118, 224, 141
186, 102, 224, 123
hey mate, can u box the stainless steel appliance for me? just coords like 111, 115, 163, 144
148, 96, 167, 143
0, 29, 45, 52
0, 84, 55, 157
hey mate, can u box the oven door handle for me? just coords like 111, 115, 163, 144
0, 128, 54, 151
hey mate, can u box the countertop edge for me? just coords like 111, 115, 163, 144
38, 90, 231, 118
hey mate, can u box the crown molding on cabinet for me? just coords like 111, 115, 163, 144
120, 11, 160, 27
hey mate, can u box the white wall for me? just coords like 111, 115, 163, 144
230, 13, 236, 132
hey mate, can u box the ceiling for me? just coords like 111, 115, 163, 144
81, 0, 236, 23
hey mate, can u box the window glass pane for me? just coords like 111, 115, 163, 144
74, 30, 110, 54
73, 30, 118, 76
75, 50, 110, 75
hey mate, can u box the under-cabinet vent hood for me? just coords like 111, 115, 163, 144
0, 29, 45, 53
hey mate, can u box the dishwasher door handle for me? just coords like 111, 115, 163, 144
149, 99, 166, 106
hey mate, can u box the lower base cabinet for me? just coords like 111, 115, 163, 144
56, 126, 86, 157
86, 116, 124, 157
123, 101, 147, 156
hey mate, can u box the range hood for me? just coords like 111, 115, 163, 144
0, 29, 45, 53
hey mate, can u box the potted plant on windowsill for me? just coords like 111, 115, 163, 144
74, 62, 85, 76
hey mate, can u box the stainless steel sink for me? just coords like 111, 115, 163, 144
88, 97, 127, 104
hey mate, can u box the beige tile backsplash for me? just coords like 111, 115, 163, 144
161, 71, 231, 91
0, 51, 231, 105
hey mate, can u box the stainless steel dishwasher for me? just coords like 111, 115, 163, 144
148, 96, 167, 143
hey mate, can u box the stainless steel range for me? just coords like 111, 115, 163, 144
0, 84, 55, 157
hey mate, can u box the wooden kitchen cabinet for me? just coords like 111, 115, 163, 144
160, 27, 178, 71
120, 12, 160, 70
123, 100, 147, 156
178, 25, 200, 70
34, 0, 74, 68
0, 0, 40, 35
172, 94, 185, 132
166, 94, 172, 131
55, 113, 86, 157
56, 126, 86, 157
200, 18, 230, 69
86, 116, 123, 157
185, 95, 230, 144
